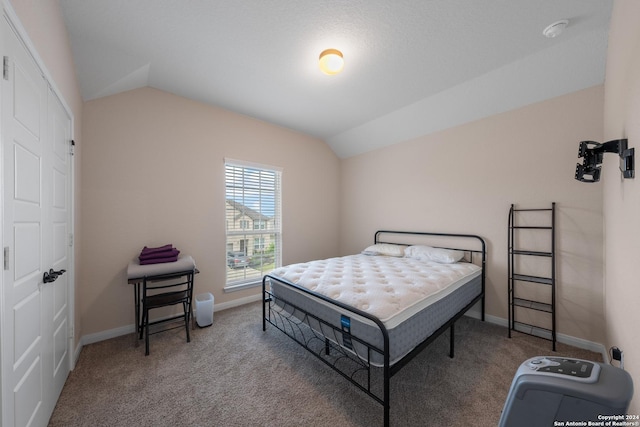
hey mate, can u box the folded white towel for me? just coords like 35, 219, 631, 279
127, 254, 196, 280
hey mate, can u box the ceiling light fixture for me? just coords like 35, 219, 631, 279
543, 19, 569, 38
319, 49, 344, 75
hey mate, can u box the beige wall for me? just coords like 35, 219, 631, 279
7, 0, 83, 345
340, 86, 605, 344
80, 87, 340, 335
603, 0, 640, 413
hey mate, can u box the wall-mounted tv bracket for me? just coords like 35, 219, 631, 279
575, 138, 634, 183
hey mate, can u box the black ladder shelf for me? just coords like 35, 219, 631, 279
508, 203, 556, 351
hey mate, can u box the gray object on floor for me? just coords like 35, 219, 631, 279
499, 356, 634, 427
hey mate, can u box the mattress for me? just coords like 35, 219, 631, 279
267, 254, 482, 366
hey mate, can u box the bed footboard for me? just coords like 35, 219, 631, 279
262, 275, 392, 421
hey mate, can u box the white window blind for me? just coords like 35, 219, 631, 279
225, 159, 281, 290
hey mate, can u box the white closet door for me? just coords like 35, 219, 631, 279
45, 87, 72, 410
1, 19, 71, 427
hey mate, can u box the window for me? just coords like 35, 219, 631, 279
225, 159, 281, 290
254, 237, 265, 252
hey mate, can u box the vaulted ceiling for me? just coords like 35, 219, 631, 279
60, 0, 613, 158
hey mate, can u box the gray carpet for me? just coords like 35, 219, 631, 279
49, 302, 601, 427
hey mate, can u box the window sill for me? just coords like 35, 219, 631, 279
224, 280, 262, 293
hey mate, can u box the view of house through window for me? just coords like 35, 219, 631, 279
225, 160, 281, 289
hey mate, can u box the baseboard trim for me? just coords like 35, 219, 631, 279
78, 296, 607, 364
78, 294, 264, 348
82, 324, 135, 346
465, 311, 607, 361
212, 293, 262, 311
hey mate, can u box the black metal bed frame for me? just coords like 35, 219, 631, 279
262, 230, 486, 427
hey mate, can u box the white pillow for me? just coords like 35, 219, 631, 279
404, 245, 464, 264
362, 243, 407, 257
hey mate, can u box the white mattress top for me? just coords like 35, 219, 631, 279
270, 254, 481, 328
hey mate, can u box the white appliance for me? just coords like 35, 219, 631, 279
195, 293, 214, 327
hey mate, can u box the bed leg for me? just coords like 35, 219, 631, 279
262, 296, 266, 332
449, 323, 455, 358
384, 362, 390, 427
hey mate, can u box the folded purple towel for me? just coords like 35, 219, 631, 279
140, 244, 173, 255
139, 248, 180, 261
139, 255, 179, 265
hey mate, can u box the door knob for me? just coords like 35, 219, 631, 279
43, 268, 66, 283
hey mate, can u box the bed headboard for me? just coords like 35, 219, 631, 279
374, 230, 486, 266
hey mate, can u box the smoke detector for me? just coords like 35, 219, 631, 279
543, 20, 569, 38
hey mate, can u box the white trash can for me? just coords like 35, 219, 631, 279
195, 293, 214, 327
